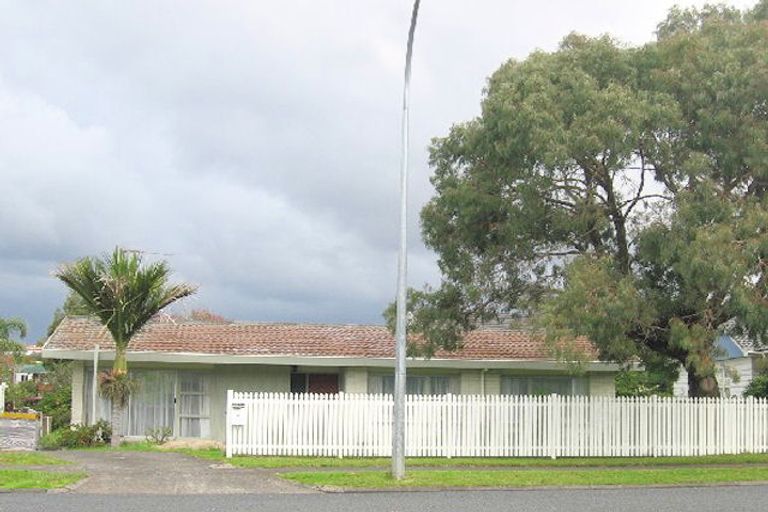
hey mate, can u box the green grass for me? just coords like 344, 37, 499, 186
185, 452, 768, 469
0, 470, 85, 490
0, 452, 69, 466
282, 466, 768, 489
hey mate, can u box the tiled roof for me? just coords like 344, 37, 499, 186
44, 316, 598, 361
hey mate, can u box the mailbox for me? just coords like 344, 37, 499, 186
230, 402, 247, 426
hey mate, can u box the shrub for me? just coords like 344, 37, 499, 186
145, 426, 173, 445
37, 384, 72, 430
39, 420, 112, 450
744, 374, 768, 398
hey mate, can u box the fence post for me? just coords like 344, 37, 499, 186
0, 382, 6, 412
225, 389, 233, 459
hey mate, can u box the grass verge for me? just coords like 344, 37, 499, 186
185, 452, 768, 469
91, 443, 768, 471
281, 466, 768, 489
0, 470, 85, 490
0, 452, 69, 466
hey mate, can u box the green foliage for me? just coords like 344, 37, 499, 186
98, 370, 138, 408
0, 316, 27, 382
39, 421, 111, 450
616, 361, 679, 398
0, 316, 27, 341
145, 426, 173, 445
37, 383, 72, 430
744, 374, 768, 398
5, 380, 37, 411
397, 2, 768, 397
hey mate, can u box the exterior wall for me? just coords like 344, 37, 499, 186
69, 361, 619, 441
721, 357, 753, 397
588, 373, 615, 397
342, 367, 368, 393
675, 358, 755, 397
673, 368, 689, 397
208, 365, 290, 441
483, 373, 501, 395
460, 371, 482, 395
70, 361, 85, 425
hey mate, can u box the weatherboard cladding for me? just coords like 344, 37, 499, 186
45, 316, 597, 361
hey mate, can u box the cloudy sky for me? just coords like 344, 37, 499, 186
0, 0, 756, 342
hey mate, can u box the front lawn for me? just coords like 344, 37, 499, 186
281, 466, 768, 489
0, 452, 69, 466
0, 470, 85, 490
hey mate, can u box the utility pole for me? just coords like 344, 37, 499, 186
392, 0, 421, 481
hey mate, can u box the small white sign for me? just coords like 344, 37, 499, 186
231, 403, 247, 426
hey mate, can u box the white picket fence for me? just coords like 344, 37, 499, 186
225, 391, 768, 458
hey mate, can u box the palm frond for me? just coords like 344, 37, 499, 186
54, 247, 198, 350
0, 317, 27, 340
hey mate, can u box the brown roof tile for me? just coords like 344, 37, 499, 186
44, 316, 597, 361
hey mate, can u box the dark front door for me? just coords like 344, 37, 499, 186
307, 374, 339, 394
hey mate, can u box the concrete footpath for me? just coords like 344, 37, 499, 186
53, 450, 314, 494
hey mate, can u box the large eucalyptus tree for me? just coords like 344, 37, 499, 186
397, 2, 768, 397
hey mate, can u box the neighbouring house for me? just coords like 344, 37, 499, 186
42, 316, 619, 442
13, 363, 47, 384
674, 331, 768, 397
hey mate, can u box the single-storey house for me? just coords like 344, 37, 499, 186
43, 316, 619, 442
674, 332, 768, 397
13, 363, 47, 384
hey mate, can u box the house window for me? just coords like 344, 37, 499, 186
367, 374, 460, 395
500, 376, 588, 396
84, 369, 206, 438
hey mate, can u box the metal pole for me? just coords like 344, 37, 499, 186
92, 344, 99, 425
392, 0, 421, 481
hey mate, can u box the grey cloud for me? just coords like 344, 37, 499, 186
0, 0, 751, 341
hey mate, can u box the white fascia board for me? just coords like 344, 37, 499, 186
42, 348, 619, 372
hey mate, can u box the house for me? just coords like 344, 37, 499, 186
674, 332, 767, 397
42, 316, 619, 442
13, 363, 47, 384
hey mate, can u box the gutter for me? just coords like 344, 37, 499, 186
42, 348, 620, 372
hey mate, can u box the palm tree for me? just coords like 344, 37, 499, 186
54, 247, 197, 446
0, 317, 27, 382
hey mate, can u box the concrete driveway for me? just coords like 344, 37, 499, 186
53, 450, 314, 495
0, 418, 38, 451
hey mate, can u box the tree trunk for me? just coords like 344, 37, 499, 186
687, 365, 720, 397
110, 398, 123, 448
110, 345, 128, 447
114, 347, 128, 374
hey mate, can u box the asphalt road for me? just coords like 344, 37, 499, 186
2, 485, 768, 512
